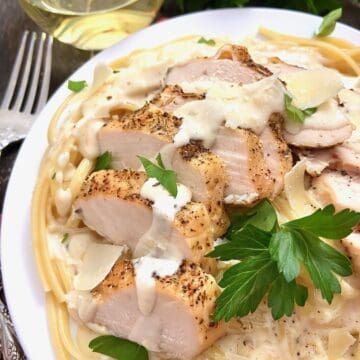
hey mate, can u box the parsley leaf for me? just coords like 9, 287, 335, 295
214, 252, 278, 321
284, 205, 360, 239
94, 151, 112, 172
68, 80, 88, 93
284, 94, 317, 124
269, 230, 301, 282
208, 225, 271, 260
89, 335, 148, 360
156, 153, 165, 168
51, 172, 56, 180
61, 233, 69, 244
226, 199, 277, 239
211, 202, 359, 321
289, 229, 352, 303
316, 8, 342, 37
198, 37, 216, 46
138, 155, 178, 197
268, 276, 308, 320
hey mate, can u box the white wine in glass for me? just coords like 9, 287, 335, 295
18, 0, 163, 50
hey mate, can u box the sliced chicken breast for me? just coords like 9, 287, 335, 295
342, 233, 360, 273
88, 259, 225, 359
310, 170, 360, 212
264, 57, 302, 75
283, 100, 353, 148
212, 127, 274, 204
74, 170, 214, 263
300, 143, 360, 177
260, 113, 293, 196
172, 141, 229, 237
151, 84, 205, 113
167, 44, 271, 86
98, 104, 182, 169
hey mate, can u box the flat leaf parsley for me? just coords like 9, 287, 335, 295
209, 201, 360, 321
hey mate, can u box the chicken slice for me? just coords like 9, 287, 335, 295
212, 127, 274, 204
98, 104, 182, 169
264, 57, 302, 75
74, 170, 214, 263
300, 143, 360, 177
342, 233, 360, 273
86, 259, 225, 359
283, 100, 353, 148
310, 170, 360, 212
172, 141, 229, 237
151, 84, 205, 113
260, 113, 293, 196
167, 44, 271, 86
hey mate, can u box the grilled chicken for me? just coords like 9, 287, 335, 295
172, 142, 229, 237
260, 113, 293, 196
98, 104, 182, 169
264, 57, 302, 75
74, 170, 214, 263
167, 44, 271, 86
284, 100, 353, 148
151, 84, 205, 113
86, 259, 225, 359
301, 143, 360, 177
212, 127, 274, 204
342, 233, 360, 273
310, 170, 360, 212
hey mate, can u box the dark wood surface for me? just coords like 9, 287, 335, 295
0, 0, 359, 208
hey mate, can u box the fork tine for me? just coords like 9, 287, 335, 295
23, 33, 46, 114
35, 35, 52, 113
13, 32, 37, 112
1, 31, 29, 109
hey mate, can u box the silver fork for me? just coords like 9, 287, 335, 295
0, 31, 52, 154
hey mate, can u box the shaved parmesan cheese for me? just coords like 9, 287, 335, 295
284, 160, 315, 218
338, 89, 360, 126
328, 328, 356, 360
74, 243, 125, 291
281, 69, 343, 109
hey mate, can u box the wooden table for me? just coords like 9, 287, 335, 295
0, 0, 359, 206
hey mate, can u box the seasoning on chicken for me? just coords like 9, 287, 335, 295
89, 259, 225, 360
151, 84, 205, 113
167, 44, 271, 86
74, 170, 214, 263
98, 104, 182, 169
260, 113, 293, 196
212, 127, 274, 204
172, 141, 229, 237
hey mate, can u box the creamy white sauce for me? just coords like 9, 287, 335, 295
175, 75, 284, 146
73, 117, 105, 159
140, 178, 192, 221
133, 256, 181, 316
132, 179, 192, 318
54, 188, 72, 217
285, 99, 350, 135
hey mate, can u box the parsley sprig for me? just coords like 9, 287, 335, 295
284, 94, 317, 124
89, 335, 148, 360
94, 151, 113, 172
138, 154, 178, 197
68, 80, 88, 93
316, 8, 342, 37
209, 201, 360, 321
198, 37, 216, 46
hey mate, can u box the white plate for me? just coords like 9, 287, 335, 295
1, 7, 359, 359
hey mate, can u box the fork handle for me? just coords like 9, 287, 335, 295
0, 300, 25, 360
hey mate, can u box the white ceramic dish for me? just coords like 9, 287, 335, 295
1, 7, 359, 359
